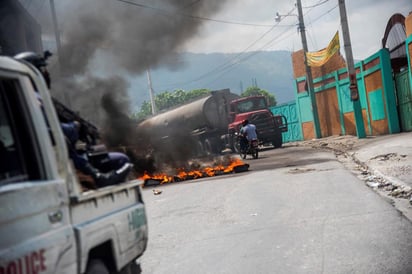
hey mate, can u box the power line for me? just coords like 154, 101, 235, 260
156, 7, 298, 90
156, 26, 278, 88
303, 0, 330, 9
199, 26, 297, 88
306, 3, 339, 49
181, 0, 202, 10
147, 2, 339, 92
182, 2, 339, 90
156, 23, 282, 89
116, 0, 274, 27
163, 22, 297, 91
310, 3, 339, 24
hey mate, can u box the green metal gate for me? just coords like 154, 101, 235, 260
395, 70, 412, 132
270, 101, 302, 143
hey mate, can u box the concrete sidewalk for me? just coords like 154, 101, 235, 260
291, 132, 412, 221
353, 132, 412, 189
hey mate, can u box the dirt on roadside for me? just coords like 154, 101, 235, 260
286, 135, 412, 221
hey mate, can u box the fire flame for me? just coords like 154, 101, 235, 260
141, 157, 246, 185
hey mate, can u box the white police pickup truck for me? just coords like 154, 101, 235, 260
0, 56, 148, 273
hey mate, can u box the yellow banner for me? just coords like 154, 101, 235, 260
306, 31, 340, 67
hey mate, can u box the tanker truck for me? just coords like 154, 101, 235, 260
136, 88, 287, 158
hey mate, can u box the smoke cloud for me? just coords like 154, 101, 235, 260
58, 0, 227, 75
46, 0, 228, 174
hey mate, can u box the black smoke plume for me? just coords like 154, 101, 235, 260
47, 0, 228, 175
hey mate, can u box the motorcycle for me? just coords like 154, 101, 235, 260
234, 132, 259, 159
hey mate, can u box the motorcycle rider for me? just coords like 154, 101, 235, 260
240, 119, 258, 151
14, 51, 133, 188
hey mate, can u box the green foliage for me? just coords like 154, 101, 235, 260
241, 86, 277, 107
132, 89, 210, 119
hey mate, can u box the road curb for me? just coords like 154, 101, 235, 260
348, 152, 412, 222
292, 140, 412, 223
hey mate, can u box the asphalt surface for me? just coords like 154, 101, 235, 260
140, 145, 412, 274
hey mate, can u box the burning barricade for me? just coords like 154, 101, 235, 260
141, 156, 249, 187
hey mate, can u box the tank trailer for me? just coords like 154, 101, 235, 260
136, 89, 287, 158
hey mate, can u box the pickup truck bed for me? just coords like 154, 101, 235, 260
0, 56, 148, 274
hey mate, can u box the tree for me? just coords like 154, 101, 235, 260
132, 89, 210, 120
241, 86, 277, 107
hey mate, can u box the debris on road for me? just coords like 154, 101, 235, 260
288, 167, 316, 174
153, 189, 162, 195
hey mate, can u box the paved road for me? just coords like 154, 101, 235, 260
139, 146, 412, 274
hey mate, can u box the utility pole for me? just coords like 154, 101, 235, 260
338, 0, 365, 138
49, 0, 62, 65
146, 68, 157, 115
296, 0, 322, 139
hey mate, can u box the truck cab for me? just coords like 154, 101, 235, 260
228, 95, 287, 149
0, 56, 148, 273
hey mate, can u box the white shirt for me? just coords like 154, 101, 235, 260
241, 124, 257, 141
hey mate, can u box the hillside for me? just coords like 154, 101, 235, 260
128, 50, 295, 111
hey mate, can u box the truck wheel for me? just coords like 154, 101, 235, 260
120, 261, 142, 274
196, 141, 205, 157
86, 259, 109, 274
129, 262, 142, 274
232, 136, 241, 154
272, 133, 283, 148
204, 139, 213, 155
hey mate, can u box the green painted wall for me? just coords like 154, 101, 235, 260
280, 48, 402, 139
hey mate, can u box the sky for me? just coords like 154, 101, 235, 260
22, 0, 412, 67
17, 0, 412, 112
180, 0, 412, 60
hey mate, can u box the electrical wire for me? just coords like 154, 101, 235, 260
116, 0, 274, 27
309, 3, 339, 24
141, 1, 339, 92
173, 2, 339, 90
156, 7, 298, 90
303, 0, 330, 9
181, 0, 202, 10
198, 25, 298, 88
305, 3, 339, 50
215, 3, 339, 84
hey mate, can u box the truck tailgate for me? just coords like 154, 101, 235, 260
70, 180, 148, 272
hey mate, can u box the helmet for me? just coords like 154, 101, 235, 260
242, 119, 249, 126
14, 51, 52, 88
14, 51, 47, 68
